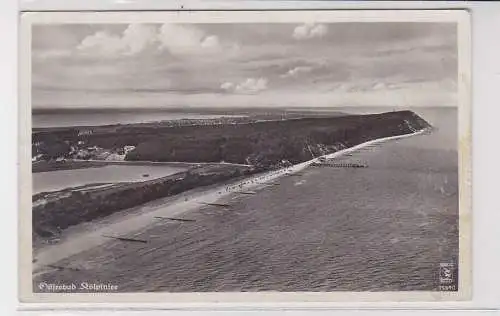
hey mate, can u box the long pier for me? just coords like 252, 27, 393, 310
33, 128, 430, 271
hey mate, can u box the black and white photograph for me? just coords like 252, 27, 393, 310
19, 10, 471, 302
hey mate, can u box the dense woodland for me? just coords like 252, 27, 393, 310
33, 111, 430, 168
32, 164, 255, 245
32, 111, 431, 245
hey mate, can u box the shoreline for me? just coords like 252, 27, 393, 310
74, 159, 253, 168
32, 128, 429, 272
33, 159, 252, 174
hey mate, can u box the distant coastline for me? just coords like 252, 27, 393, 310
32, 106, 454, 129
32, 110, 431, 247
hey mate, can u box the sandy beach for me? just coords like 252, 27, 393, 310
33, 128, 428, 273
32, 123, 458, 292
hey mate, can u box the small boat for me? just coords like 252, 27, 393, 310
142, 174, 150, 177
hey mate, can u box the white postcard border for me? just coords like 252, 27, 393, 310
18, 9, 472, 306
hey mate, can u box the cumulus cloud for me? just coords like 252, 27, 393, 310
77, 31, 123, 56
200, 35, 220, 49
77, 23, 237, 58
293, 23, 328, 40
280, 66, 313, 78
220, 82, 235, 90
371, 82, 387, 90
77, 24, 157, 56
371, 82, 401, 90
157, 24, 224, 55
235, 78, 268, 93
221, 78, 268, 94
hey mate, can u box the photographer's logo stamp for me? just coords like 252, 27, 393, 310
439, 263, 458, 291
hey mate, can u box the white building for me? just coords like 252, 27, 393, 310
124, 145, 136, 154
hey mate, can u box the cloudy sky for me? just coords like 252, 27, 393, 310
32, 22, 457, 109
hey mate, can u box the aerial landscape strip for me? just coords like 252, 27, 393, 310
32, 127, 429, 272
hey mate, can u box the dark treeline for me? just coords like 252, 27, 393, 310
33, 165, 257, 245
32, 111, 431, 245
32, 111, 431, 168
125, 111, 430, 167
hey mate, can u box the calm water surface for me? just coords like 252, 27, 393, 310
33, 165, 186, 194
33, 108, 459, 292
